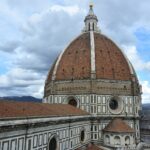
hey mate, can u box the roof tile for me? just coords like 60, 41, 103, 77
76, 144, 103, 150
0, 101, 89, 118
46, 32, 132, 82
103, 118, 135, 133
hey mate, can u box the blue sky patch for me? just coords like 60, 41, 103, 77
134, 27, 150, 61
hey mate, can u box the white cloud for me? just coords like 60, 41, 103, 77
141, 81, 150, 104
120, 45, 150, 103
0, 3, 84, 98
0, 2, 24, 24
0, 75, 10, 87
0, 0, 150, 102
122, 45, 150, 72
50, 5, 80, 16
0, 67, 45, 97
0, 40, 20, 52
0, 68, 45, 86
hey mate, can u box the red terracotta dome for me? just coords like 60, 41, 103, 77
45, 5, 136, 84
46, 32, 134, 82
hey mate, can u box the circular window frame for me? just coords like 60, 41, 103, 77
108, 96, 123, 114
109, 99, 118, 110
67, 96, 79, 107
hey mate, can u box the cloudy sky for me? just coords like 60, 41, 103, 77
0, 0, 150, 103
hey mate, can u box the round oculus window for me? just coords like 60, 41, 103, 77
68, 99, 77, 107
108, 97, 123, 114
109, 99, 118, 110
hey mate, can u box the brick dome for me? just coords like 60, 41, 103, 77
46, 32, 134, 83
45, 4, 137, 85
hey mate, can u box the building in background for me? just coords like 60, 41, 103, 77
140, 104, 150, 144
0, 4, 148, 150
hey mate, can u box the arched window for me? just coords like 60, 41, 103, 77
105, 135, 110, 144
80, 130, 85, 142
125, 136, 130, 145
68, 96, 78, 107
93, 23, 94, 30
88, 23, 90, 31
114, 136, 121, 145
68, 99, 77, 107
49, 137, 57, 150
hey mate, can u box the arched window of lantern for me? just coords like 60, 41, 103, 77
105, 135, 110, 144
93, 22, 94, 30
88, 22, 90, 31
125, 136, 130, 145
114, 136, 121, 145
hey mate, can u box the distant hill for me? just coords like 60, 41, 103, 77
141, 103, 150, 118
0, 96, 42, 103
142, 103, 150, 110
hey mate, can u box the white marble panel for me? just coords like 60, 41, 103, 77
10, 140, 16, 150
18, 138, 24, 150
2, 141, 9, 150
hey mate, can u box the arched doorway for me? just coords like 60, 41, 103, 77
68, 98, 77, 107
49, 137, 57, 150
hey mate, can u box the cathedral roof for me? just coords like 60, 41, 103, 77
103, 118, 135, 133
0, 101, 89, 119
86, 144, 103, 150
46, 32, 133, 82
46, 5, 136, 84
76, 144, 103, 150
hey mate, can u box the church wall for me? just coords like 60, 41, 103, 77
89, 119, 138, 145
43, 79, 141, 147
103, 132, 136, 149
0, 119, 91, 150
135, 119, 140, 143
44, 79, 135, 96
44, 94, 140, 117
90, 120, 108, 143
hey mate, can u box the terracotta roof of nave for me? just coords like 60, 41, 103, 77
0, 101, 89, 118
103, 118, 135, 133
76, 144, 103, 150
86, 145, 103, 150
